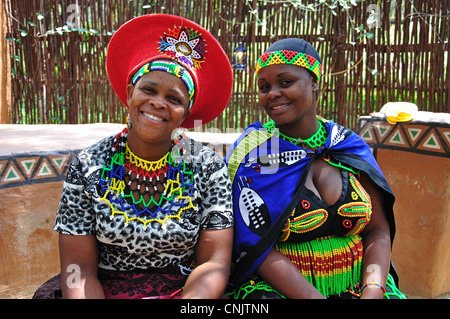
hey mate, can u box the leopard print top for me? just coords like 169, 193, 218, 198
54, 133, 233, 271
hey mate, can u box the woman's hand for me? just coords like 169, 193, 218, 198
359, 173, 391, 299
181, 227, 234, 299
59, 234, 105, 299
257, 248, 325, 299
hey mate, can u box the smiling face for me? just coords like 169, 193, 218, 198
257, 64, 318, 138
126, 70, 191, 158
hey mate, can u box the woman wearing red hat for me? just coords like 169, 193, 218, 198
34, 14, 234, 299
226, 38, 405, 299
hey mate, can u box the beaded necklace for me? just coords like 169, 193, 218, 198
263, 117, 328, 149
124, 143, 170, 194
100, 128, 196, 228
264, 117, 359, 174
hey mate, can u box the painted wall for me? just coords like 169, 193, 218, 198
358, 112, 450, 298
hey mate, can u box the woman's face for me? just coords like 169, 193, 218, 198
126, 70, 191, 147
257, 64, 317, 129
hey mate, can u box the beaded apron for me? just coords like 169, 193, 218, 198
231, 170, 371, 298
275, 235, 363, 297
272, 165, 373, 297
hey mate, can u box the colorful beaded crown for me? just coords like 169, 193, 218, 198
256, 50, 322, 81
158, 26, 207, 70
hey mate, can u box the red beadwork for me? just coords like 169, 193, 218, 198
301, 200, 311, 210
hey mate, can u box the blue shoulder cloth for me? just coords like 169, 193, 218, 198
225, 120, 396, 287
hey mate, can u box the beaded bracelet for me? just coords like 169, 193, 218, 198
170, 287, 184, 298
360, 282, 386, 295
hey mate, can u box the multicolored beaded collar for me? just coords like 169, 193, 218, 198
99, 128, 196, 228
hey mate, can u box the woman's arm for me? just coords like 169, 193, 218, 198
59, 234, 105, 299
181, 227, 234, 299
359, 172, 392, 299
257, 248, 325, 299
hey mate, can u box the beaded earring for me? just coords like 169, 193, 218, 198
172, 128, 186, 145
126, 114, 132, 129
312, 82, 319, 100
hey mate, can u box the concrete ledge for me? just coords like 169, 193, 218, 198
1, 123, 125, 155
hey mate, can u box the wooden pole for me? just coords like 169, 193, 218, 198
0, 0, 11, 124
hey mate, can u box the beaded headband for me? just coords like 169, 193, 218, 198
131, 59, 196, 108
256, 50, 322, 81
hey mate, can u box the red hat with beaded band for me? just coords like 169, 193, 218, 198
106, 14, 233, 128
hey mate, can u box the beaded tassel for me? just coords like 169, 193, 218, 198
274, 235, 363, 297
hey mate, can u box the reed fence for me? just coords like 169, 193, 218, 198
4, 0, 449, 131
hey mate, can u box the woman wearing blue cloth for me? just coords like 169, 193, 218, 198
226, 38, 405, 299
